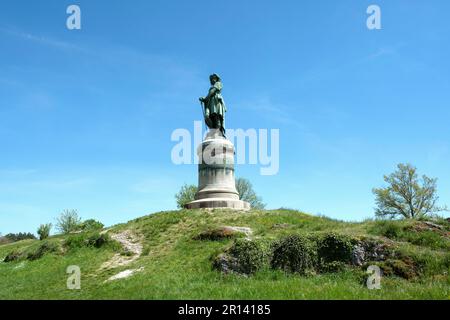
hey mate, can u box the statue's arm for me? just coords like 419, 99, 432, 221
200, 87, 218, 102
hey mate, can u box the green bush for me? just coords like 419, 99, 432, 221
175, 184, 197, 209
212, 239, 270, 275
229, 239, 268, 275
271, 235, 317, 275
3, 251, 23, 263
26, 242, 59, 261
37, 223, 52, 240
79, 219, 104, 231
64, 234, 88, 250
87, 233, 111, 248
317, 233, 354, 264
65, 232, 114, 250
194, 227, 243, 241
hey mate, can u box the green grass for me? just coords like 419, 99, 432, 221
0, 209, 449, 300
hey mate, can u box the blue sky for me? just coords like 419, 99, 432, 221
1, 0, 449, 234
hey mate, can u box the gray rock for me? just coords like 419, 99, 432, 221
351, 245, 365, 266
213, 253, 242, 275
351, 240, 391, 266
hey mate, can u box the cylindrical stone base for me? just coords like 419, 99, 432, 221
185, 130, 250, 210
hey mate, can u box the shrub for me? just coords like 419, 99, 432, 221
87, 233, 111, 248
64, 234, 88, 250
213, 239, 268, 275
271, 235, 317, 275
4, 251, 23, 262
317, 233, 354, 264
27, 242, 59, 261
175, 184, 197, 208
228, 239, 268, 274
79, 219, 104, 231
65, 232, 114, 250
56, 209, 82, 234
37, 223, 52, 240
235, 178, 266, 209
194, 227, 243, 241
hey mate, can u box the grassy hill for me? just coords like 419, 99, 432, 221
0, 209, 449, 300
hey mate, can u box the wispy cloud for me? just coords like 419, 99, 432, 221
1, 26, 204, 97
238, 97, 305, 129
0, 27, 88, 53
297, 43, 406, 85
361, 43, 405, 62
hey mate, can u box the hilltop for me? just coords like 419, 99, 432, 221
0, 209, 449, 299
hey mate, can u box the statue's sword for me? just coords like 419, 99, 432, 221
200, 100, 206, 119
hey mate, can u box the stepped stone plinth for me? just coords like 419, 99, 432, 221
185, 130, 250, 210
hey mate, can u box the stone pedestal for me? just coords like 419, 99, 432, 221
185, 130, 250, 210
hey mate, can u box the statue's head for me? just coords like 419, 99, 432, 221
209, 73, 221, 84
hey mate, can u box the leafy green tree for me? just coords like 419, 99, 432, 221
56, 209, 82, 234
79, 219, 104, 231
373, 163, 448, 219
175, 184, 198, 208
37, 223, 52, 240
236, 178, 266, 209
4, 232, 36, 242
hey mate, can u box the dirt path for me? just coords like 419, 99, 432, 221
99, 230, 143, 271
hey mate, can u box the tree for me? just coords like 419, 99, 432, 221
4, 232, 36, 242
79, 219, 104, 231
37, 223, 52, 240
175, 184, 197, 209
236, 178, 266, 209
56, 209, 82, 234
373, 163, 448, 219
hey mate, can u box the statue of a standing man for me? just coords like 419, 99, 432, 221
199, 74, 227, 136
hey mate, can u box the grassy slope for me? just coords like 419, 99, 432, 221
0, 209, 449, 300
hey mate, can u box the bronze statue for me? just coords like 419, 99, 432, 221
199, 74, 227, 135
